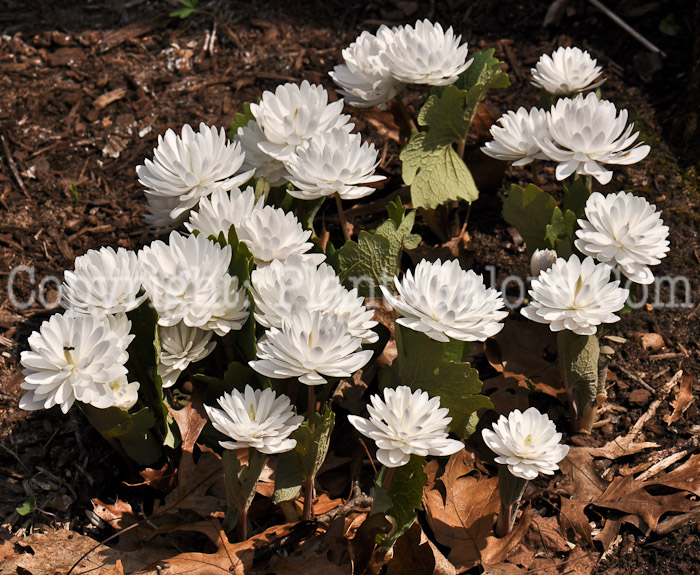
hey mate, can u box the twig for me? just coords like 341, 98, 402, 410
615, 364, 655, 394
1, 133, 30, 199
637, 449, 690, 481
587, 0, 667, 57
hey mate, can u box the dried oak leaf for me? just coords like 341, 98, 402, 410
154, 521, 296, 575
593, 474, 696, 533
423, 451, 528, 571
385, 522, 456, 575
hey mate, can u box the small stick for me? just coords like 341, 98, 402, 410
587, 0, 667, 57
1, 133, 30, 199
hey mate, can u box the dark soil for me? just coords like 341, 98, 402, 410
0, 1, 698, 573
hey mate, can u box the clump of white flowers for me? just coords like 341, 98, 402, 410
136, 122, 253, 227
250, 309, 373, 386
330, 28, 403, 109
157, 323, 216, 388
138, 231, 249, 335
381, 259, 507, 343
522, 255, 629, 335
538, 92, 650, 184
348, 386, 464, 467
20, 312, 134, 413
250, 80, 352, 163
205, 386, 304, 454
379, 19, 471, 86
251, 256, 378, 344
481, 107, 549, 166
331, 19, 471, 109
482, 407, 570, 480
285, 129, 385, 200
61, 246, 146, 316
483, 407, 570, 536
574, 191, 669, 284
531, 46, 605, 96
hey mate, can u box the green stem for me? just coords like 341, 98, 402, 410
394, 93, 417, 133
381, 466, 396, 492
303, 385, 317, 521
334, 193, 351, 243
496, 466, 528, 537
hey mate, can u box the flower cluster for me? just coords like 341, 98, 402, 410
381, 258, 507, 343
482, 407, 569, 480
522, 255, 629, 335
234, 80, 385, 202
331, 19, 472, 109
482, 47, 649, 184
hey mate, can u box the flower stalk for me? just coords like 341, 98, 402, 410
557, 330, 601, 433
496, 465, 528, 537
335, 193, 352, 243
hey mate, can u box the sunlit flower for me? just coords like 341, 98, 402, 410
530, 248, 558, 278
250, 80, 352, 162
537, 93, 650, 184
19, 312, 131, 413
137, 122, 253, 226
381, 259, 507, 343
531, 46, 605, 96
380, 19, 471, 86
157, 323, 216, 388
250, 309, 373, 386
251, 256, 378, 344
521, 255, 629, 335
237, 205, 325, 267
205, 385, 304, 454
138, 231, 249, 335
286, 129, 385, 200
348, 386, 464, 467
110, 376, 140, 411
481, 107, 550, 166
184, 186, 263, 240
574, 191, 669, 284
482, 407, 570, 480
330, 28, 403, 109
62, 246, 146, 316
234, 120, 290, 187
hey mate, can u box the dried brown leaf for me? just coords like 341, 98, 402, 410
664, 370, 694, 424
593, 474, 695, 532
385, 523, 456, 575
423, 451, 500, 571
480, 506, 533, 568
155, 521, 296, 575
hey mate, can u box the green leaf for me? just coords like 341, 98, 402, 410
228, 102, 256, 139
545, 207, 577, 256
170, 6, 196, 18
222, 449, 267, 530
272, 405, 335, 503
457, 49, 510, 126
557, 331, 600, 431
562, 177, 590, 218
372, 455, 427, 547
330, 199, 420, 297
417, 85, 469, 145
501, 183, 558, 257
254, 176, 270, 203
380, 326, 491, 438
81, 404, 163, 466
400, 131, 479, 210
127, 302, 178, 448
16, 496, 36, 516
